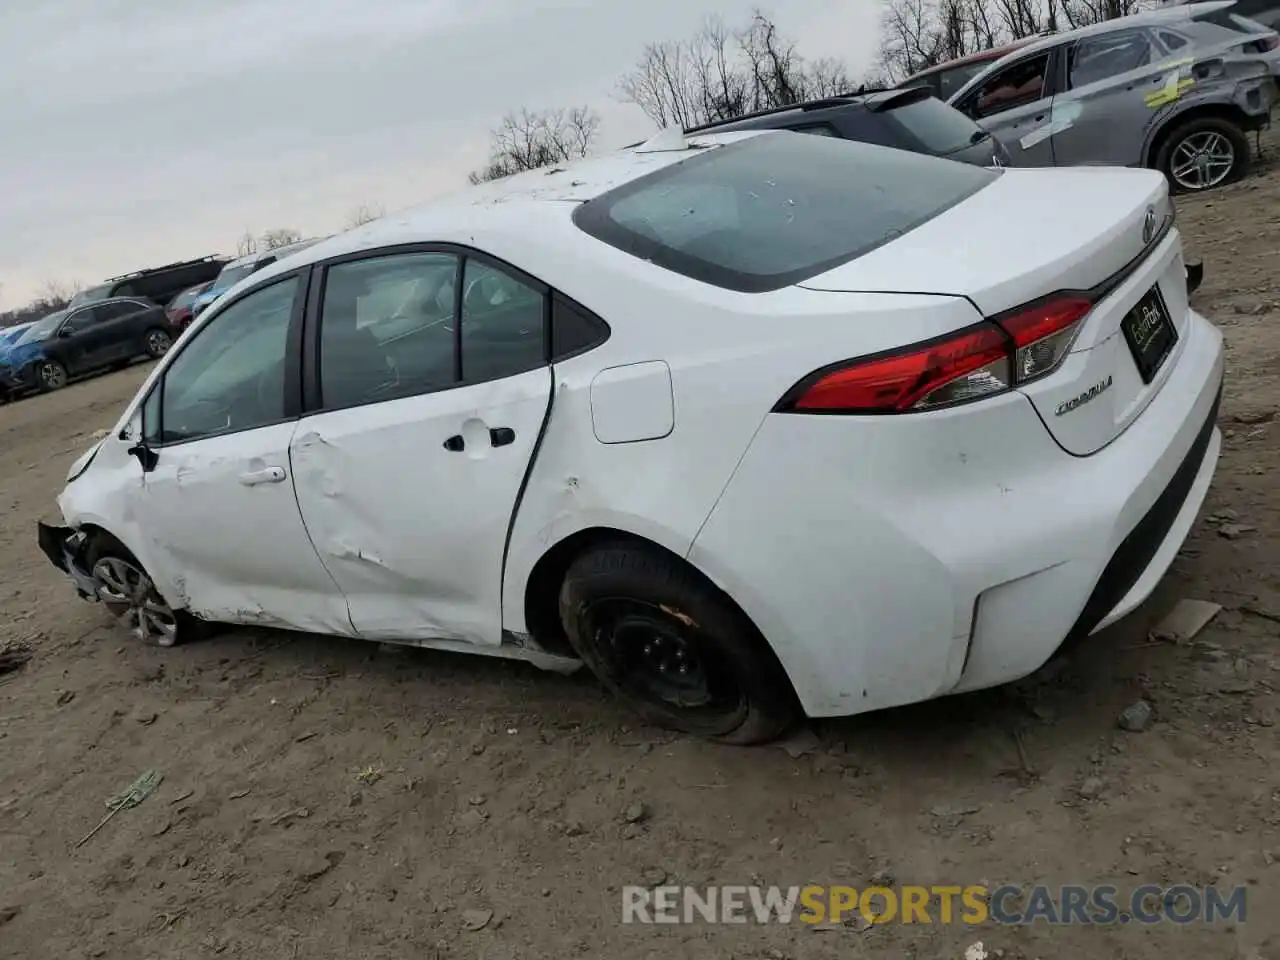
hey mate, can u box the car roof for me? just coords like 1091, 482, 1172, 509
948, 1, 1237, 101
76, 296, 150, 308
905, 37, 1039, 81
222, 131, 765, 300
991, 0, 1235, 61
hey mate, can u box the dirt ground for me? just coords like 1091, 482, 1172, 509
4, 143, 1280, 960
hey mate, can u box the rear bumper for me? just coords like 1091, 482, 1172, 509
690, 309, 1224, 718
37, 522, 99, 600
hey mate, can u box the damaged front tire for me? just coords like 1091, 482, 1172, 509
85, 535, 203, 647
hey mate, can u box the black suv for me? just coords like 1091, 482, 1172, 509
0, 297, 178, 397
685, 87, 1013, 167
69, 255, 229, 310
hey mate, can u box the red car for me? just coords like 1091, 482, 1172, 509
898, 37, 1041, 101
165, 281, 213, 332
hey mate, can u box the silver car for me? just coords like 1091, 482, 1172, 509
947, 1, 1280, 192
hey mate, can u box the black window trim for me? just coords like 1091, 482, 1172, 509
572, 135, 998, 294
139, 269, 310, 450
298, 241, 608, 417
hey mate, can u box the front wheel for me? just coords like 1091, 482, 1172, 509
558, 541, 798, 744
85, 537, 199, 647
143, 328, 173, 359
35, 360, 67, 392
1157, 117, 1250, 193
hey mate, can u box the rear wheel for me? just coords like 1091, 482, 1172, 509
35, 360, 67, 392
1157, 117, 1250, 193
85, 536, 199, 647
143, 328, 172, 358
558, 541, 798, 744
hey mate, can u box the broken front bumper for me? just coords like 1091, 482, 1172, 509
37, 521, 99, 600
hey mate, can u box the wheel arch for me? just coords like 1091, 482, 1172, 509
520, 526, 798, 714
1142, 102, 1252, 169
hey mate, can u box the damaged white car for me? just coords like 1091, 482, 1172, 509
39, 128, 1224, 744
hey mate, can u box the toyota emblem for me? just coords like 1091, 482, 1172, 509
1142, 207, 1158, 245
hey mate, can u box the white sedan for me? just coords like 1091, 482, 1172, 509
38, 129, 1223, 744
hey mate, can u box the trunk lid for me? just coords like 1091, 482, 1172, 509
799, 166, 1185, 455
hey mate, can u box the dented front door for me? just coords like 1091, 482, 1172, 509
141, 422, 356, 634
289, 369, 553, 646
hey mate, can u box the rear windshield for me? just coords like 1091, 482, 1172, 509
885, 96, 984, 155
924, 60, 992, 101
68, 284, 111, 308
573, 133, 998, 293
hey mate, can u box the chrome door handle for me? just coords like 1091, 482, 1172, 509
239, 466, 287, 486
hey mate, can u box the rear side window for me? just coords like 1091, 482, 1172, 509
1068, 31, 1154, 88
884, 96, 984, 155
573, 134, 998, 293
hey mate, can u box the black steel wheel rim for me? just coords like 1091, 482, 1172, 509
582, 597, 747, 723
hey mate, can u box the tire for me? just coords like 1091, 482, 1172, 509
143, 327, 173, 359
558, 541, 798, 744
84, 535, 204, 648
35, 359, 68, 392
1156, 117, 1250, 194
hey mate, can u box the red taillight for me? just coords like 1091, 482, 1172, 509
778, 296, 1093, 415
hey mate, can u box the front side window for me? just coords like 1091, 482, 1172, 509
967, 53, 1051, 117
573, 133, 998, 293
1068, 31, 1154, 88
319, 252, 459, 409
157, 277, 298, 443
62, 306, 101, 333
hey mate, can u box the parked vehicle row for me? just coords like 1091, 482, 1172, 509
901, 1, 1280, 193
0, 299, 178, 399
189, 239, 326, 321
40, 124, 1224, 744
68, 256, 227, 310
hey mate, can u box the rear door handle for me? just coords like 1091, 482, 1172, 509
239, 466, 287, 486
489, 427, 515, 447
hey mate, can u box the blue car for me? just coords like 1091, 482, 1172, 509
0, 322, 34, 400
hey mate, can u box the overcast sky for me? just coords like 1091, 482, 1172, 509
0, 0, 881, 309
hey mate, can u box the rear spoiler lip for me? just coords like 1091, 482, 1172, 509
865, 85, 936, 112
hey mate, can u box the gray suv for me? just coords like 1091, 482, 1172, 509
948, 1, 1280, 191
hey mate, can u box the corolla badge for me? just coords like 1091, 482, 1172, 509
1055, 376, 1113, 417
1142, 207, 1158, 245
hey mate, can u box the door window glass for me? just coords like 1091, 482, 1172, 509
318, 252, 459, 409
1158, 30, 1189, 50
1068, 31, 1154, 88
459, 258, 546, 382
968, 54, 1051, 117
98, 302, 140, 322
158, 277, 298, 443
62, 307, 100, 333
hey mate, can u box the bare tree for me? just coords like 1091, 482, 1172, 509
618, 12, 858, 131
879, 0, 1003, 82
469, 106, 601, 183
236, 230, 259, 257
1059, 0, 1144, 28
39, 279, 82, 310
259, 228, 303, 250
344, 202, 386, 229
